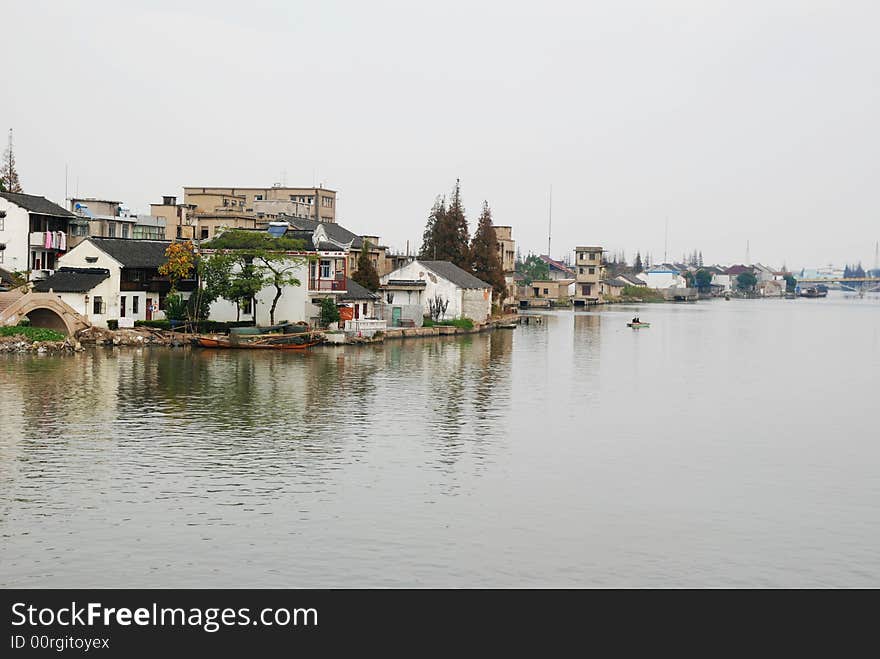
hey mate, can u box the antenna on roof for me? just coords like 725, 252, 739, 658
547, 184, 552, 258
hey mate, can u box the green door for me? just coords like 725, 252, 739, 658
392, 307, 402, 327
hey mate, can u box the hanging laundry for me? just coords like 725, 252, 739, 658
59, 232, 66, 251
44, 231, 52, 249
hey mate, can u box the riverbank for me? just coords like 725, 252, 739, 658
0, 325, 190, 354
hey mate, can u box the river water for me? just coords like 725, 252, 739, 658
2, 294, 878, 587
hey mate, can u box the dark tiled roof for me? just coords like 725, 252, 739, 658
383, 279, 426, 287
725, 264, 753, 275
615, 273, 645, 285
87, 237, 171, 268
0, 191, 75, 218
285, 218, 363, 249
0, 267, 19, 287
33, 267, 110, 292
340, 278, 379, 301
420, 260, 491, 289
602, 279, 624, 286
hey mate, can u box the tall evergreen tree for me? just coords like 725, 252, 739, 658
633, 252, 643, 273
419, 179, 470, 269
352, 240, 380, 291
469, 201, 506, 301
1, 129, 23, 193
419, 196, 446, 259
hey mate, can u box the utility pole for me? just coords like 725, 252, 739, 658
547, 185, 552, 258
663, 217, 668, 263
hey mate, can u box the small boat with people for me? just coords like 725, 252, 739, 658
627, 316, 650, 328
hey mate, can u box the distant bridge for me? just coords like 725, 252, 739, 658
797, 277, 880, 293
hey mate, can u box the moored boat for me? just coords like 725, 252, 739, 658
196, 332, 323, 350
626, 322, 651, 328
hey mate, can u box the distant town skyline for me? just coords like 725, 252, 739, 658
3, 0, 878, 269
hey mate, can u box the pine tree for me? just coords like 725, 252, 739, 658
633, 252, 643, 273
469, 201, 506, 302
419, 180, 470, 270
419, 196, 446, 259
1, 129, 23, 193
698, 251, 703, 267
352, 240, 380, 291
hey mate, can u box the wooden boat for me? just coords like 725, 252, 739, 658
626, 322, 651, 328
497, 323, 517, 329
196, 333, 323, 350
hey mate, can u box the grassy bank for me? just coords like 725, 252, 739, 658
0, 326, 67, 341
619, 286, 666, 302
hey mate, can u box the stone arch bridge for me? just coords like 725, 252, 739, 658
0, 289, 91, 336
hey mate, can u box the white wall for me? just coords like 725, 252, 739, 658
208, 259, 310, 325
380, 260, 464, 319
637, 270, 687, 289
0, 199, 30, 274
57, 241, 123, 328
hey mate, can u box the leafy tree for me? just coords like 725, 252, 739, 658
352, 240, 380, 291
783, 274, 797, 293
633, 252, 643, 273
1, 129, 23, 193
203, 229, 307, 325
158, 241, 196, 293
695, 269, 713, 292
319, 297, 340, 326
736, 271, 758, 291
516, 254, 549, 285
469, 201, 506, 301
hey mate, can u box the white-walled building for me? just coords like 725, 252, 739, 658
637, 266, 688, 290
0, 191, 77, 279
50, 237, 181, 327
380, 260, 492, 323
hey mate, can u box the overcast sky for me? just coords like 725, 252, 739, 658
3, 0, 878, 268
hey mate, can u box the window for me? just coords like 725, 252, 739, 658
132, 296, 139, 314
120, 296, 126, 317
362, 303, 367, 316
93, 296, 103, 315
108, 222, 116, 238
177, 226, 183, 239
320, 260, 331, 278
0, 251, 3, 264
543, 288, 549, 295
121, 224, 130, 239
579, 267, 584, 274
588, 267, 595, 275
583, 285, 591, 295
0, 218, 4, 231
254, 194, 263, 201
201, 228, 209, 239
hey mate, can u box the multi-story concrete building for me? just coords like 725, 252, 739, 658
68, 198, 167, 245
150, 195, 196, 241
494, 225, 517, 309
573, 245, 605, 305
183, 185, 337, 224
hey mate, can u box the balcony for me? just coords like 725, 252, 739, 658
30, 231, 69, 249
308, 277, 346, 292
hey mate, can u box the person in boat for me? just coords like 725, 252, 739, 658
632, 316, 640, 324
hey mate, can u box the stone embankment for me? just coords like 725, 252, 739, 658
0, 326, 189, 353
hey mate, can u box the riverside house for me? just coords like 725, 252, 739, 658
0, 191, 77, 280
42, 237, 187, 328
379, 260, 492, 326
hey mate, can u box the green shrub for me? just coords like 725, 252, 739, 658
16, 317, 31, 327
107, 319, 119, 330
0, 326, 66, 341
319, 297, 340, 326
164, 294, 187, 321
423, 317, 474, 330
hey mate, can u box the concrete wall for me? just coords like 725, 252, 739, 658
462, 288, 491, 322
208, 259, 310, 325
0, 198, 29, 273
